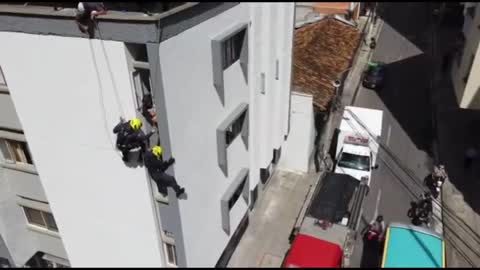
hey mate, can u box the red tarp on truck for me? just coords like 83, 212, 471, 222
283, 234, 343, 268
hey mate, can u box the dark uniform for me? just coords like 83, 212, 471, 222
144, 151, 184, 197
75, 2, 106, 37
113, 121, 153, 162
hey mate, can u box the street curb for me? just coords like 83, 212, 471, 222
350, 19, 385, 106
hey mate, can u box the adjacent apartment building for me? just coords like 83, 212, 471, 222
450, 2, 480, 109
0, 2, 295, 267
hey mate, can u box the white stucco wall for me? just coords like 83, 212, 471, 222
451, 3, 480, 108
0, 32, 164, 267
158, 4, 250, 267
248, 3, 294, 190
278, 93, 315, 173
158, 2, 294, 267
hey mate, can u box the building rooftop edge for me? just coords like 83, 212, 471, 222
0, 3, 197, 22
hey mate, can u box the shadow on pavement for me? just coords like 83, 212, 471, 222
368, 3, 435, 155
376, 53, 434, 155
359, 238, 383, 268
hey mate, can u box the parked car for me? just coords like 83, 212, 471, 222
362, 61, 386, 90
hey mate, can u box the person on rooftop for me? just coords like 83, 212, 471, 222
75, 2, 107, 36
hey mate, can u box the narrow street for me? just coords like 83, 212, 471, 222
349, 2, 437, 267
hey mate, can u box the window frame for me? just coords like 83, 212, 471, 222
216, 103, 249, 177
161, 231, 178, 267
211, 22, 249, 106
220, 168, 249, 235
221, 28, 246, 69
22, 206, 59, 233
0, 138, 34, 165
164, 242, 177, 267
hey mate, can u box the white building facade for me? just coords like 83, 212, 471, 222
0, 2, 295, 267
451, 2, 480, 109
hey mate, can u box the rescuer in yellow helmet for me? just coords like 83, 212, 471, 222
144, 145, 185, 198
113, 117, 156, 162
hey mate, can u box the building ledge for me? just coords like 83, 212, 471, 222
0, 2, 240, 44
0, 3, 194, 22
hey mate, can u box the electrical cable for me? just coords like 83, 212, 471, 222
342, 108, 480, 263
344, 108, 480, 246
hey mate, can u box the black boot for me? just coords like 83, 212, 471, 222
176, 187, 185, 197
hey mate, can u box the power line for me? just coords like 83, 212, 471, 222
342, 108, 480, 263
344, 108, 480, 246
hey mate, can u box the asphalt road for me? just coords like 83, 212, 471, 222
349, 3, 436, 267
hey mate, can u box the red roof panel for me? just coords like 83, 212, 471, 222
283, 234, 343, 268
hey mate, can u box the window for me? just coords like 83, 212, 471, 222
0, 138, 33, 165
211, 23, 249, 106
164, 243, 177, 266
161, 231, 177, 267
222, 29, 246, 69
220, 168, 249, 234
45, 260, 69, 268
132, 68, 152, 111
217, 103, 249, 176
228, 175, 247, 209
225, 110, 247, 146
337, 152, 371, 171
23, 206, 59, 232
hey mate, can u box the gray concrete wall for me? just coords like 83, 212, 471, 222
0, 86, 67, 266
0, 94, 22, 131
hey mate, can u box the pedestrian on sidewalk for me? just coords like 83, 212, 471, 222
464, 146, 478, 170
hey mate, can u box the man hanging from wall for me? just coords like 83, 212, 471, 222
113, 117, 155, 162
144, 146, 185, 198
75, 2, 107, 37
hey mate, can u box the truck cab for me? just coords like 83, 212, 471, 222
335, 134, 376, 186
333, 106, 383, 186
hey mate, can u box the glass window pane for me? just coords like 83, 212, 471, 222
0, 140, 13, 162
165, 243, 177, 265
24, 207, 46, 227
10, 141, 26, 163
43, 212, 58, 232
20, 141, 33, 165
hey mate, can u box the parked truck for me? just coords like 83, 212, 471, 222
283, 172, 369, 268
333, 106, 383, 186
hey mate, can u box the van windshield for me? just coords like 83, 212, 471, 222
338, 152, 370, 171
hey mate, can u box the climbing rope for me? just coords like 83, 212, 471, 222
88, 38, 124, 158
94, 20, 126, 118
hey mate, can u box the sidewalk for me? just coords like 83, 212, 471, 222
227, 171, 320, 267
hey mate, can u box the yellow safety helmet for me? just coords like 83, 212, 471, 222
152, 146, 163, 158
129, 118, 143, 131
